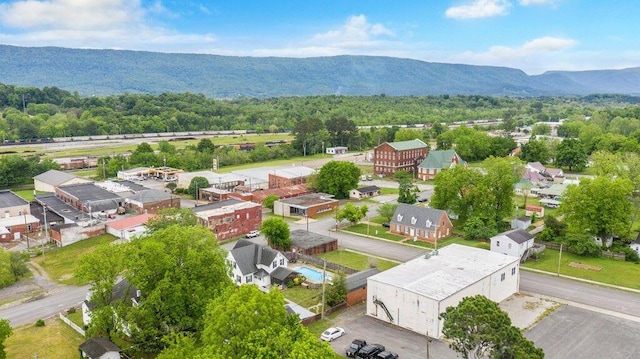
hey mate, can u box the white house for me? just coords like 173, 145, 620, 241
366, 244, 519, 338
630, 234, 640, 254
79, 337, 121, 359
82, 279, 140, 332
227, 240, 298, 290
490, 229, 535, 259
326, 146, 348, 155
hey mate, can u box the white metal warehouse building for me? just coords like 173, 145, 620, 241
366, 244, 520, 338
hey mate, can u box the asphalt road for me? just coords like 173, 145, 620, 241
0, 285, 90, 326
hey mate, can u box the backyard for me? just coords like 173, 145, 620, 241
5, 318, 85, 359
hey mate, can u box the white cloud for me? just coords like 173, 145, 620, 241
310, 15, 394, 44
519, 0, 558, 6
445, 0, 511, 19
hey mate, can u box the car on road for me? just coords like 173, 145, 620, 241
356, 344, 385, 358
245, 230, 260, 238
346, 339, 367, 357
320, 327, 346, 341
375, 351, 399, 359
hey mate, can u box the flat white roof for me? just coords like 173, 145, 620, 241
194, 201, 260, 219
369, 244, 519, 301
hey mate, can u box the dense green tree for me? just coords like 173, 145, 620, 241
325, 116, 357, 147
561, 176, 634, 247
376, 203, 398, 223
336, 203, 369, 225
482, 157, 523, 226
312, 161, 360, 199
0, 318, 11, 359
519, 138, 551, 164
463, 216, 497, 241
325, 273, 348, 306
196, 138, 216, 153
555, 138, 588, 171
530, 123, 552, 136
146, 208, 199, 234
261, 217, 291, 250
431, 166, 485, 222
188, 176, 210, 198
262, 194, 280, 211
292, 117, 326, 155
395, 170, 418, 204
394, 128, 423, 142
440, 295, 543, 359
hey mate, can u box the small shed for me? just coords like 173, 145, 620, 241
524, 205, 544, 218
510, 216, 532, 230
345, 268, 379, 306
490, 228, 534, 259
290, 229, 337, 255
79, 337, 121, 359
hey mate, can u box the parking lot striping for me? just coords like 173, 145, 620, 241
342, 248, 402, 264
521, 291, 640, 324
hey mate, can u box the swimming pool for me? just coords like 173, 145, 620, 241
295, 266, 332, 282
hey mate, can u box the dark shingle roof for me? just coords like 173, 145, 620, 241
0, 190, 28, 208
270, 266, 298, 281
346, 268, 380, 292
192, 198, 243, 213
230, 240, 280, 276
390, 203, 447, 231
503, 229, 534, 244
79, 337, 120, 358
85, 279, 139, 310
354, 186, 381, 194
290, 229, 337, 249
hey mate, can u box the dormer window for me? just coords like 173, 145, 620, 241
426, 220, 432, 228
411, 217, 417, 225
397, 214, 403, 222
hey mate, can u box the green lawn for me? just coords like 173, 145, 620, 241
5, 318, 85, 359
33, 234, 118, 285
342, 223, 405, 241
379, 187, 399, 195
282, 286, 323, 309
317, 250, 399, 271
523, 248, 640, 290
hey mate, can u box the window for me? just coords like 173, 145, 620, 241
496, 240, 500, 247
411, 217, 417, 225
508, 243, 512, 249
280, 258, 285, 265
397, 214, 403, 222
245, 275, 252, 283
236, 275, 241, 283
272, 261, 277, 268
425, 219, 432, 228
511, 267, 516, 275
501, 273, 505, 281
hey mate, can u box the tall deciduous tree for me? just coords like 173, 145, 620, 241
262, 194, 280, 211
377, 203, 398, 223
326, 116, 357, 147
482, 156, 523, 226
261, 217, 291, 250
336, 203, 368, 225
188, 176, 210, 198
0, 318, 11, 359
312, 161, 360, 199
555, 138, 588, 171
146, 208, 199, 234
325, 273, 348, 306
440, 295, 543, 359
395, 170, 418, 204
430, 166, 485, 222
519, 138, 551, 164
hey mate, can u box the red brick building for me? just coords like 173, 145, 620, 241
373, 139, 428, 177
274, 193, 338, 218
125, 190, 180, 214
268, 167, 315, 189
345, 269, 379, 306
227, 184, 313, 204
193, 199, 262, 241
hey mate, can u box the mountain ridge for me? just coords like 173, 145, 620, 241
0, 44, 638, 98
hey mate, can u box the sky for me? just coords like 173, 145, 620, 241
0, 0, 638, 75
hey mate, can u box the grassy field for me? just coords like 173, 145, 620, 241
5, 318, 85, 359
317, 250, 398, 271
379, 187, 399, 195
523, 248, 640, 289
342, 223, 405, 241
33, 234, 117, 285
282, 286, 323, 309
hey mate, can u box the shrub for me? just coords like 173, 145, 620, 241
35, 319, 45, 327
67, 307, 76, 314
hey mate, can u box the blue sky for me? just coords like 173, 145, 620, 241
0, 0, 638, 74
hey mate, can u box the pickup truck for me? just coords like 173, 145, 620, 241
346, 339, 367, 357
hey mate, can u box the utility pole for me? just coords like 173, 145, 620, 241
42, 206, 48, 259
321, 258, 327, 320
102, 158, 106, 179
557, 243, 563, 276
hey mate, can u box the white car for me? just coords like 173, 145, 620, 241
320, 327, 346, 342
245, 230, 260, 238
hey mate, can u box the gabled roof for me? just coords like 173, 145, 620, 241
33, 169, 87, 186
270, 266, 298, 281
85, 279, 139, 310
384, 139, 427, 151
633, 233, 640, 245
495, 228, 534, 244
79, 337, 120, 358
346, 268, 380, 292
418, 150, 465, 170
353, 185, 381, 193
527, 162, 546, 172
0, 190, 28, 208
230, 240, 280, 276
390, 203, 447, 231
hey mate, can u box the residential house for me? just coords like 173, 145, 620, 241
417, 149, 466, 181
526, 162, 564, 182
349, 186, 381, 200
490, 228, 535, 259
373, 139, 428, 177
193, 199, 262, 241
79, 337, 121, 359
389, 203, 452, 243
326, 146, 348, 155
630, 234, 640, 254
82, 279, 141, 329
525, 205, 544, 218
227, 240, 298, 290
290, 229, 337, 256
33, 169, 93, 192
274, 193, 338, 218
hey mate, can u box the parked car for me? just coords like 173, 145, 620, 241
346, 339, 368, 357
320, 327, 346, 342
245, 230, 260, 238
382, 222, 391, 228
356, 344, 385, 358
376, 351, 399, 359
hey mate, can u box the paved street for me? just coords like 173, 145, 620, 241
0, 285, 89, 326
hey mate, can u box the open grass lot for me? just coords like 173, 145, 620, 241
33, 234, 117, 285
379, 187, 399, 195
342, 223, 405, 241
282, 286, 323, 309
11, 188, 37, 202
5, 318, 85, 359
218, 152, 328, 173
523, 248, 640, 290
317, 250, 399, 271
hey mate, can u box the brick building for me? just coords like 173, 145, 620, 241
290, 229, 337, 256
0, 191, 40, 242
125, 190, 180, 214
227, 184, 313, 204
193, 199, 262, 241
390, 203, 452, 243
273, 193, 338, 219
373, 139, 428, 177
268, 166, 315, 189
55, 183, 123, 215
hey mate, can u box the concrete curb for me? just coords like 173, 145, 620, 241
520, 267, 640, 295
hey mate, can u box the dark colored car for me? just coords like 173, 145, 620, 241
376, 351, 399, 359
382, 222, 391, 228
356, 344, 385, 358
346, 339, 367, 357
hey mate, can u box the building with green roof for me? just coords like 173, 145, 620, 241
417, 149, 466, 180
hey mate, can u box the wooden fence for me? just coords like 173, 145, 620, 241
285, 252, 358, 275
